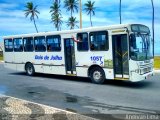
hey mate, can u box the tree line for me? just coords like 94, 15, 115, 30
24, 0, 96, 32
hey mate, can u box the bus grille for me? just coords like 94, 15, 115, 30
140, 67, 152, 75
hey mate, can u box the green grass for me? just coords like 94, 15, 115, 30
0, 55, 3, 61
154, 56, 160, 69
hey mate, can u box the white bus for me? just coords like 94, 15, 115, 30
3, 24, 154, 84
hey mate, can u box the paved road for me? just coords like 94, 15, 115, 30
0, 63, 160, 119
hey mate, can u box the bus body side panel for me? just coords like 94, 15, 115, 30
76, 67, 88, 77
103, 69, 114, 79
14, 52, 25, 71
34, 52, 47, 73
4, 52, 16, 71
42, 51, 66, 75
104, 33, 114, 79
75, 51, 114, 79
23, 52, 34, 64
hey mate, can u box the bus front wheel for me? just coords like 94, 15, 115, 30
90, 67, 105, 84
25, 63, 35, 76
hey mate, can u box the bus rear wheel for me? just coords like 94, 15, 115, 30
25, 63, 35, 76
90, 67, 105, 84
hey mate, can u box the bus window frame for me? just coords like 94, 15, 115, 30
23, 37, 34, 52
13, 38, 23, 52
46, 35, 61, 52
4, 38, 13, 52
34, 36, 46, 52
89, 31, 109, 51
77, 32, 89, 52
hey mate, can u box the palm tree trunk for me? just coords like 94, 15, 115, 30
70, 11, 73, 29
151, 0, 154, 57
90, 13, 92, 27
57, 24, 59, 31
57, 20, 59, 31
71, 10, 73, 17
119, 0, 122, 24
33, 17, 38, 33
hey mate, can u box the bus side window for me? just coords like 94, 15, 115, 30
34, 36, 46, 52
4, 39, 13, 52
90, 33, 96, 50
24, 37, 34, 52
46, 35, 61, 52
89, 31, 108, 51
13, 38, 23, 52
90, 44, 95, 50
77, 33, 89, 51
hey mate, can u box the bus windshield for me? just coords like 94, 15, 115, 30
130, 33, 153, 61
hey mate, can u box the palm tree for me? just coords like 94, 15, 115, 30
64, 0, 79, 17
51, 13, 63, 31
151, 0, 154, 57
66, 17, 78, 29
24, 2, 40, 33
50, 2, 61, 15
50, 1, 62, 31
119, 0, 122, 24
84, 0, 96, 27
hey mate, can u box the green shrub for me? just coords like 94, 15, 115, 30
154, 56, 160, 69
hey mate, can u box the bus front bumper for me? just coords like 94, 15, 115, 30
130, 71, 154, 82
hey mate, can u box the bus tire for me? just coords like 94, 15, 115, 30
90, 67, 105, 84
25, 63, 35, 76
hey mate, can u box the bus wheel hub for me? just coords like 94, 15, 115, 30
93, 71, 101, 81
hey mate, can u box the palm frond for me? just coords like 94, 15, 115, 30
64, 0, 79, 15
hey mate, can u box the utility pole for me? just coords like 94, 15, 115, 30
79, 0, 82, 29
151, 0, 154, 57
119, 0, 122, 24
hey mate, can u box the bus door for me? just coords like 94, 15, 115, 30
64, 38, 76, 75
112, 34, 129, 79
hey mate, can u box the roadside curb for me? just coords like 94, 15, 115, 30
0, 95, 97, 120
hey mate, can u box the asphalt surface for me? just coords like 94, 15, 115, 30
0, 62, 160, 119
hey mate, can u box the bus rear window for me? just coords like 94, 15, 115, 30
4, 39, 13, 52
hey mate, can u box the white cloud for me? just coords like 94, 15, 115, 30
39, 9, 51, 20
0, 10, 24, 18
0, 3, 18, 9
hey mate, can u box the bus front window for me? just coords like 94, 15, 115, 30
130, 33, 153, 61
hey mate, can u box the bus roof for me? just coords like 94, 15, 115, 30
3, 23, 142, 39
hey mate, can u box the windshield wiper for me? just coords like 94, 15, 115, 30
139, 33, 149, 59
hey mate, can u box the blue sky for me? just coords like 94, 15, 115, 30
0, 0, 160, 54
